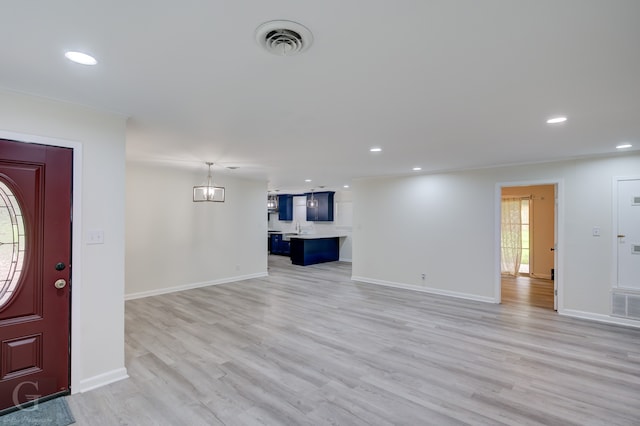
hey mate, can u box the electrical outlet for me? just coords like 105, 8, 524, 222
421, 273, 426, 280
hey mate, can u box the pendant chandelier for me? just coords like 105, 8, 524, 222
306, 188, 318, 208
267, 192, 279, 211
193, 162, 225, 202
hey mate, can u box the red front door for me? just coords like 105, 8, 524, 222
0, 139, 72, 411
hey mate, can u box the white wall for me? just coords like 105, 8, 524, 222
353, 153, 640, 323
0, 90, 128, 391
125, 161, 267, 298
268, 191, 353, 261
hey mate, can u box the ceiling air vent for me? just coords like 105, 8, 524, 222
255, 20, 313, 56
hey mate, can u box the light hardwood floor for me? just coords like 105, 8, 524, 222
501, 275, 555, 310
67, 256, 640, 425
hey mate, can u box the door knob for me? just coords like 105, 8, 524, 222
54, 279, 67, 289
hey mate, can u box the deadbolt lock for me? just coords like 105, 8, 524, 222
54, 279, 67, 289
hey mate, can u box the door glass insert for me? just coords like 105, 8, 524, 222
0, 179, 26, 307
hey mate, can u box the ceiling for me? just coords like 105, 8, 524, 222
1, 1, 639, 192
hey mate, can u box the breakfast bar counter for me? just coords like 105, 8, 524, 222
288, 234, 346, 266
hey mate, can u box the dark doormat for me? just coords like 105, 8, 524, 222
0, 397, 75, 425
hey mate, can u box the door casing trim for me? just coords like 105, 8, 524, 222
494, 179, 564, 310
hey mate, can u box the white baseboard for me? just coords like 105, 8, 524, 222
339, 257, 352, 263
559, 309, 640, 329
78, 367, 129, 393
530, 273, 552, 280
351, 276, 496, 304
124, 272, 268, 301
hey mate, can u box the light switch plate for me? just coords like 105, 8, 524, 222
86, 229, 104, 244
592, 227, 601, 237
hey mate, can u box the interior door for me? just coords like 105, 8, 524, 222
553, 187, 558, 310
0, 139, 72, 411
617, 178, 640, 289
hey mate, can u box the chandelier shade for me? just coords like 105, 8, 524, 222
267, 193, 278, 211
306, 189, 318, 208
193, 162, 225, 202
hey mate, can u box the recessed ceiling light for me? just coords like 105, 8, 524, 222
546, 116, 567, 124
343, 185, 350, 188
412, 167, 422, 171
304, 179, 312, 182
64, 51, 97, 65
370, 147, 382, 152
616, 143, 633, 149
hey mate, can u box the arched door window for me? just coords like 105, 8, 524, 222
0, 179, 26, 307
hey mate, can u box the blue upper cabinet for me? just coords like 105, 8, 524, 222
278, 194, 294, 221
306, 191, 335, 221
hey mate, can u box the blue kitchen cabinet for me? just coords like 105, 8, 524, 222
290, 236, 339, 266
269, 233, 290, 256
270, 233, 282, 254
280, 240, 290, 255
278, 194, 294, 221
306, 191, 334, 222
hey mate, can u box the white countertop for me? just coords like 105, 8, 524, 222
288, 234, 347, 240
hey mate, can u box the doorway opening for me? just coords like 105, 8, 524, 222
499, 183, 557, 310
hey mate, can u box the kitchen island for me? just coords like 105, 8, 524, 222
289, 234, 347, 266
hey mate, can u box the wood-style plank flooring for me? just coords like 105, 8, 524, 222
501, 275, 554, 310
67, 256, 640, 425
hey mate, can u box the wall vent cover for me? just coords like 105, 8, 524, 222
255, 20, 313, 56
612, 290, 640, 320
